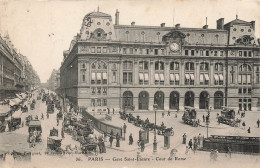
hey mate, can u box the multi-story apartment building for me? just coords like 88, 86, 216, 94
0, 33, 40, 100
47, 69, 59, 91
60, 10, 260, 112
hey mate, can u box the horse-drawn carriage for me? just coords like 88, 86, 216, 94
218, 106, 240, 127
119, 111, 128, 120
80, 134, 98, 155
12, 150, 31, 161
50, 127, 59, 136
47, 104, 54, 114
28, 120, 42, 144
7, 115, 21, 131
21, 105, 28, 113
75, 122, 94, 138
127, 113, 136, 123
182, 106, 198, 127
134, 115, 144, 127
47, 136, 63, 154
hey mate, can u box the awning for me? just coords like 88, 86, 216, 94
155, 73, 159, 81
16, 94, 23, 100
219, 74, 224, 81
139, 73, 144, 81
9, 98, 21, 106
185, 74, 190, 80
144, 73, 149, 81
12, 111, 22, 118
175, 74, 179, 81
204, 74, 209, 81
102, 72, 107, 80
160, 74, 164, 81
200, 74, 204, 83
91, 73, 96, 80
190, 74, 195, 80
214, 74, 219, 81
170, 74, 175, 81
96, 73, 101, 80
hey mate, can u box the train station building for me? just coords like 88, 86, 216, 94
60, 10, 260, 112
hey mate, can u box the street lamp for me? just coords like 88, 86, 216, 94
206, 95, 211, 138
153, 104, 158, 153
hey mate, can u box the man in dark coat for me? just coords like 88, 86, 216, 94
129, 133, 133, 145
182, 133, 187, 144
116, 133, 120, 147
140, 140, 145, 152
257, 119, 260, 128
188, 139, 193, 149
109, 135, 113, 147
123, 123, 127, 134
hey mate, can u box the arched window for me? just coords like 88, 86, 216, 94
170, 62, 179, 70
200, 62, 209, 71
155, 61, 164, 70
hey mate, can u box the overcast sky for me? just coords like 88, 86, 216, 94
0, 0, 259, 83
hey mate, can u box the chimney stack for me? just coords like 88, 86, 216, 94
203, 25, 208, 29
115, 9, 119, 25
251, 21, 255, 30
175, 24, 180, 29
216, 18, 224, 29
131, 21, 135, 26
161, 23, 165, 27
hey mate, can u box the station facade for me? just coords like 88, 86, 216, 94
60, 10, 260, 112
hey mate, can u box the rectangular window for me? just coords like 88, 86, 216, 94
239, 51, 242, 56
214, 51, 218, 56
248, 88, 252, 94
96, 73, 101, 84
82, 74, 85, 82
123, 48, 127, 54
97, 87, 101, 95
238, 88, 242, 94
112, 71, 116, 82
146, 49, 149, 55
154, 49, 158, 55
206, 50, 209, 56
102, 72, 107, 84
130, 48, 133, 54
102, 99, 107, 106
92, 88, 96, 95
191, 50, 195, 56
144, 73, 149, 85
161, 49, 165, 55
97, 99, 101, 106
103, 88, 107, 95
185, 50, 189, 56
91, 47, 95, 53
244, 51, 247, 57
139, 48, 143, 54
97, 47, 101, 53
220, 51, 224, 56
247, 74, 251, 84
256, 74, 260, 83
248, 51, 252, 57
200, 50, 204, 56
91, 72, 96, 84
123, 72, 127, 84
123, 72, 132, 84
139, 73, 144, 85
103, 47, 107, 53
91, 99, 95, 106
243, 88, 247, 94
159, 73, 164, 85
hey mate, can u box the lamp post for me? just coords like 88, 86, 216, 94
153, 104, 158, 153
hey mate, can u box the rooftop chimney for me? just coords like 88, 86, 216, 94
161, 23, 165, 27
175, 24, 180, 29
203, 25, 208, 29
217, 18, 224, 30
251, 21, 255, 30
115, 9, 119, 25
131, 21, 135, 26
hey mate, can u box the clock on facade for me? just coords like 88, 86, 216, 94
169, 42, 179, 52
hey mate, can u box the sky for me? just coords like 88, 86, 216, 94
0, 0, 259, 83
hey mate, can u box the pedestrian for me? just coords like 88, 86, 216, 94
242, 121, 246, 129
129, 133, 133, 145
123, 123, 127, 133
110, 129, 114, 137
188, 139, 193, 149
61, 129, 64, 138
203, 115, 205, 122
198, 133, 202, 148
104, 132, 107, 142
227, 146, 232, 159
247, 127, 251, 133
193, 142, 198, 154
47, 113, 49, 119
182, 133, 187, 144
257, 119, 260, 128
185, 146, 189, 155
210, 149, 214, 161
214, 149, 218, 161
197, 119, 200, 126
113, 108, 115, 114
175, 113, 177, 118
140, 139, 145, 152
162, 111, 165, 118
167, 110, 170, 116
161, 122, 165, 127
57, 119, 59, 126
109, 135, 113, 147
116, 133, 120, 147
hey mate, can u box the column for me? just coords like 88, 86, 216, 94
180, 60, 185, 85
165, 60, 170, 85
195, 61, 200, 86
210, 62, 214, 86
150, 60, 155, 85
134, 59, 139, 85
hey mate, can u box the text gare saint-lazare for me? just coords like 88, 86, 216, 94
87, 157, 186, 161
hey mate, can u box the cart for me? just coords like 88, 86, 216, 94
47, 136, 63, 154
28, 120, 42, 142
81, 135, 98, 155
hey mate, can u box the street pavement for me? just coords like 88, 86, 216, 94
0, 96, 260, 168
